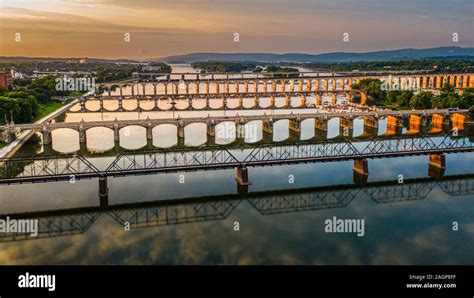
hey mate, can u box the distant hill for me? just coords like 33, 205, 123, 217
154, 47, 474, 63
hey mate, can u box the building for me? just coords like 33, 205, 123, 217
0, 71, 13, 88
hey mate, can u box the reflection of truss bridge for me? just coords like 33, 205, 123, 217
248, 188, 359, 215
0, 209, 100, 242
108, 198, 240, 229
1, 174, 472, 242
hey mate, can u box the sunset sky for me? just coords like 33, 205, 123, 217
0, 0, 473, 59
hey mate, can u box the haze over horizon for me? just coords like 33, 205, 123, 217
1, 0, 473, 59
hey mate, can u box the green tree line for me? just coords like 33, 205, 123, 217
0, 75, 73, 124
353, 78, 474, 110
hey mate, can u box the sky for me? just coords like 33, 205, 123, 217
0, 0, 473, 59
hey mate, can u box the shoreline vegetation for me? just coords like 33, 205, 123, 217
0, 75, 83, 125
191, 61, 300, 74
353, 79, 473, 110
190, 59, 473, 74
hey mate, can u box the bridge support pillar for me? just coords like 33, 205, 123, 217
207, 123, 215, 137
146, 125, 153, 141
353, 159, 369, 185
386, 115, 403, 135
314, 118, 327, 138
363, 116, 378, 136
42, 127, 52, 145
113, 125, 120, 143
177, 124, 185, 146
430, 114, 447, 132
237, 181, 249, 196
298, 80, 303, 92
289, 118, 301, 140
78, 126, 86, 144
79, 100, 86, 112
206, 123, 215, 145
98, 175, 109, 206
451, 113, 466, 131
323, 80, 328, 92
462, 76, 469, 88
262, 119, 273, 136
236, 166, 250, 186
236, 123, 245, 140
42, 141, 55, 155
428, 154, 446, 180
363, 116, 378, 129
340, 117, 353, 137
409, 114, 422, 134
79, 139, 87, 153
315, 94, 321, 106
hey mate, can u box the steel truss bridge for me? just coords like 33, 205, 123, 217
0, 174, 472, 242
0, 135, 473, 184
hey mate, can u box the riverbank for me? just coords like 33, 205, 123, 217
0, 97, 82, 158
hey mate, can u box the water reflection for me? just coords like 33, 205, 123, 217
0, 173, 473, 265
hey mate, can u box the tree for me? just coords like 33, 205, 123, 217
31, 88, 51, 104
396, 91, 413, 107
0, 96, 20, 123
352, 78, 386, 105
409, 91, 433, 109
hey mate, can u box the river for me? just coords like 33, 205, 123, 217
0, 65, 473, 265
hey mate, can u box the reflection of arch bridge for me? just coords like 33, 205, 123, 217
1, 174, 472, 242
95, 72, 474, 100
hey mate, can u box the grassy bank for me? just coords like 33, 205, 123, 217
0, 141, 6, 149
33, 98, 75, 122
